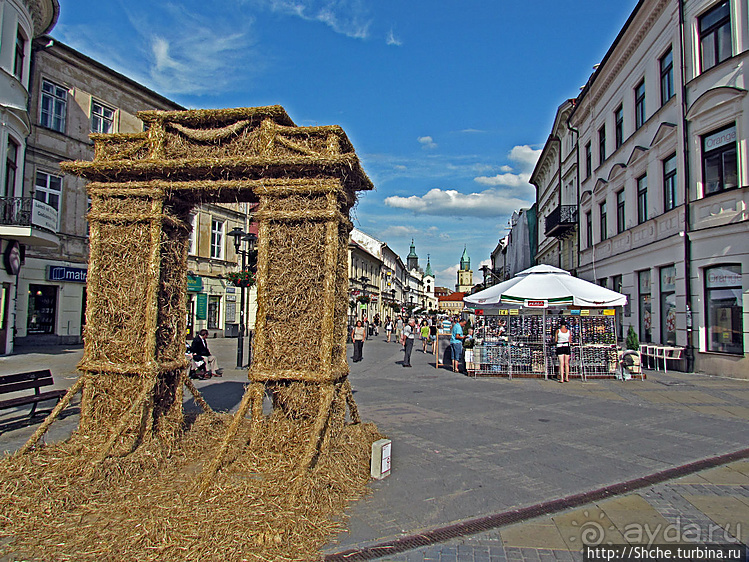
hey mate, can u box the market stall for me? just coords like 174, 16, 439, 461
464, 265, 631, 380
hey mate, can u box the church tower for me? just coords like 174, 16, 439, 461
456, 246, 473, 292
407, 238, 419, 271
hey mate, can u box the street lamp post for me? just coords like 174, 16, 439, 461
479, 264, 502, 288
358, 276, 369, 319
228, 227, 257, 369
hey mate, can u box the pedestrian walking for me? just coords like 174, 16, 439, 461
554, 320, 572, 382
385, 318, 394, 343
402, 318, 416, 367
429, 320, 438, 354
420, 320, 430, 352
351, 320, 366, 362
395, 316, 404, 344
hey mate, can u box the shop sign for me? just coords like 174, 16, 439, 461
226, 287, 235, 293
47, 265, 87, 283
602, 309, 615, 316
525, 300, 548, 308
187, 275, 203, 292
196, 293, 208, 320
497, 309, 509, 315
704, 126, 735, 152
706, 266, 741, 289
32, 199, 58, 232
509, 309, 519, 315
475, 309, 484, 315
226, 294, 236, 302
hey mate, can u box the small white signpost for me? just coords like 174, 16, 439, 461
370, 438, 392, 480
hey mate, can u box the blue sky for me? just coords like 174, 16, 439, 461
54, 0, 638, 288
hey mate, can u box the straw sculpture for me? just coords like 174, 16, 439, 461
0, 106, 382, 560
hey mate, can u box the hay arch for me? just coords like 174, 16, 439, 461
26, 106, 373, 476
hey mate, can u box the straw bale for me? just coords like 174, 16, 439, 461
82, 220, 154, 366
0, 413, 382, 561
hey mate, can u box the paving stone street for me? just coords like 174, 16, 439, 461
1, 335, 748, 560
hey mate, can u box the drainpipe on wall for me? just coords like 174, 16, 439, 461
679, 0, 695, 372
550, 135, 562, 269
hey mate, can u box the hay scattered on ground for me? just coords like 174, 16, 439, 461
0, 412, 381, 561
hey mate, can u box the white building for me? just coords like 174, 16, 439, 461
0, 0, 58, 353
569, 0, 748, 377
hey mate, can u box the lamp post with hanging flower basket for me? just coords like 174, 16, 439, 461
227, 227, 258, 369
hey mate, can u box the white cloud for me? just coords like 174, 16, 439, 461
473, 173, 530, 188
461, 128, 487, 134
473, 144, 541, 188
386, 28, 402, 46
418, 136, 437, 150
266, 0, 371, 38
384, 187, 533, 218
56, 5, 262, 97
380, 225, 420, 238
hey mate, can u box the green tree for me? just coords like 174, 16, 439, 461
626, 326, 639, 350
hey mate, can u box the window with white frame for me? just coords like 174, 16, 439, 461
660, 48, 674, 105
14, 27, 25, 80
663, 153, 677, 211
91, 100, 115, 134
4, 137, 19, 198
702, 124, 737, 195
585, 211, 592, 247
585, 142, 592, 178
699, 0, 731, 72
188, 214, 197, 255
615, 105, 624, 149
40, 80, 67, 133
210, 219, 224, 259
635, 79, 646, 129
34, 171, 62, 211
637, 175, 648, 224
616, 189, 625, 233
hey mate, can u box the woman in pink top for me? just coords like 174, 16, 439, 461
351, 320, 366, 362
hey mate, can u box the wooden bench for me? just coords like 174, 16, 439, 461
0, 370, 66, 417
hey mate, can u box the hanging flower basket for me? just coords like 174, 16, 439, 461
357, 295, 370, 304
226, 270, 255, 288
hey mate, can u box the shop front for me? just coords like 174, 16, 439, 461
16, 259, 87, 346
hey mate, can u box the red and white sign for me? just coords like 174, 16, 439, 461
525, 300, 548, 308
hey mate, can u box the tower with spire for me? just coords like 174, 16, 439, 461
423, 254, 436, 310
456, 245, 473, 292
407, 238, 419, 271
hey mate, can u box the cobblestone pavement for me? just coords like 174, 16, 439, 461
1, 337, 748, 560
370, 461, 749, 560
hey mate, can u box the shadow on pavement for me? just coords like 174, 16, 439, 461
184, 380, 247, 413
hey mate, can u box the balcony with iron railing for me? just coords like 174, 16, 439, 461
544, 204, 578, 238
0, 197, 59, 247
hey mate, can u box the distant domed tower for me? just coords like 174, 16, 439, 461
407, 238, 419, 271
456, 246, 473, 292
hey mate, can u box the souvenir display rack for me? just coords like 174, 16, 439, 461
470, 310, 620, 379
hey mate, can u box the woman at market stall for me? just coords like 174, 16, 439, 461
554, 320, 572, 382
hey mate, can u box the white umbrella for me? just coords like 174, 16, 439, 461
464, 264, 627, 308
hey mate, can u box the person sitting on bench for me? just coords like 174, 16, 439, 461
190, 329, 222, 377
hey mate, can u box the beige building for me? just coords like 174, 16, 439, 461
14, 39, 183, 347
